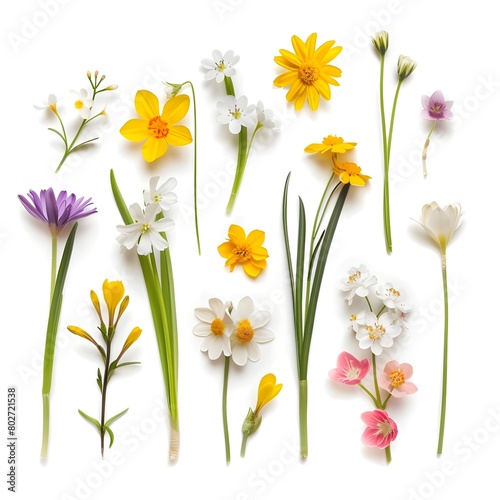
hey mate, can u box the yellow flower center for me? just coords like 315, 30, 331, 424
366, 324, 386, 340
348, 270, 361, 283
342, 162, 362, 175
350, 314, 357, 322
323, 135, 344, 146
298, 62, 319, 85
148, 116, 169, 139
210, 318, 226, 336
233, 245, 251, 263
230, 107, 243, 120
235, 319, 254, 343
389, 369, 405, 387
141, 223, 151, 234
153, 194, 162, 203
216, 61, 227, 71
388, 287, 400, 297
74, 99, 84, 110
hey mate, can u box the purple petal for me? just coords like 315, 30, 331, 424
18, 194, 47, 223
429, 90, 444, 106
421, 95, 430, 109
44, 188, 59, 226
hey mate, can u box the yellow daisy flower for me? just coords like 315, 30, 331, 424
333, 157, 371, 186
305, 135, 357, 154
273, 33, 342, 111
120, 90, 192, 162
217, 224, 269, 278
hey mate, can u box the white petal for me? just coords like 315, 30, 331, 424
253, 327, 274, 342
249, 309, 271, 329
193, 322, 212, 336
228, 119, 241, 134
194, 307, 216, 323
208, 298, 226, 319
231, 343, 248, 366
129, 203, 145, 222
234, 297, 254, 321
371, 342, 383, 355
245, 341, 261, 362
137, 234, 153, 255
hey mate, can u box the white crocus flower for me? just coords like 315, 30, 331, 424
201, 50, 240, 83
193, 298, 233, 360
229, 296, 274, 366
414, 202, 463, 257
216, 95, 256, 134
354, 312, 401, 355
116, 203, 174, 255
71, 88, 94, 119
34, 94, 59, 112
144, 176, 177, 212
341, 265, 378, 305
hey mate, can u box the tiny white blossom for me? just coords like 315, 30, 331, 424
143, 176, 177, 212
354, 312, 401, 355
341, 265, 378, 305
116, 203, 174, 256
216, 95, 256, 134
34, 94, 59, 111
71, 88, 94, 119
256, 101, 279, 129
201, 50, 240, 83
376, 283, 411, 315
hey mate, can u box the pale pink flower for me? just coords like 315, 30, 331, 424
329, 352, 370, 385
378, 360, 417, 398
421, 90, 453, 121
361, 409, 398, 449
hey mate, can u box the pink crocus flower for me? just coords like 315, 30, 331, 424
421, 90, 453, 121
361, 409, 398, 449
329, 352, 370, 385
378, 360, 417, 398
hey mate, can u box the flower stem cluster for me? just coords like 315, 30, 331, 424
201, 50, 279, 213
35, 70, 117, 173
330, 265, 417, 463
372, 31, 416, 254
68, 280, 141, 457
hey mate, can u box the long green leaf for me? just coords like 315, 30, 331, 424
105, 408, 129, 427
42, 222, 78, 395
300, 183, 350, 378
295, 197, 306, 358
107, 361, 141, 379
307, 230, 325, 282
104, 425, 115, 448
78, 409, 101, 432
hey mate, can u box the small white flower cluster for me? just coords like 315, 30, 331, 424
193, 297, 274, 366
201, 50, 279, 135
341, 265, 411, 355
116, 176, 177, 256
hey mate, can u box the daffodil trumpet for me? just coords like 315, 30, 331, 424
110, 170, 180, 461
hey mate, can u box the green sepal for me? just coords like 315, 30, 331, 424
96, 368, 103, 393
78, 409, 101, 433
105, 408, 129, 428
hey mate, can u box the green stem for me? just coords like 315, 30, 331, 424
299, 379, 308, 458
240, 432, 249, 458
226, 126, 248, 213
383, 79, 403, 254
100, 334, 111, 457
365, 296, 373, 313
437, 256, 448, 455
385, 445, 392, 464
381, 393, 392, 409
41, 394, 50, 458
50, 236, 57, 302
222, 356, 231, 464
372, 353, 382, 407
358, 382, 379, 407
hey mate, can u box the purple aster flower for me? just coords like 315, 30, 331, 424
18, 188, 97, 236
421, 90, 453, 120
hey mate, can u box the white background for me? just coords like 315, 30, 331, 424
2, 0, 499, 499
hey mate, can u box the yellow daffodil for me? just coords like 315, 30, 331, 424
254, 373, 283, 418
217, 224, 268, 278
102, 279, 125, 327
273, 33, 342, 111
305, 135, 357, 154
333, 157, 371, 186
120, 90, 192, 162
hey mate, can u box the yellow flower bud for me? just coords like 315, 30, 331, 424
102, 279, 125, 326
90, 290, 104, 324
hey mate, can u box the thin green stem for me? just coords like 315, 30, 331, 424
222, 356, 231, 464
50, 236, 57, 301
100, 333, 111, 457
240, 432, 249, 458
299, 380, 308, 458
376, 305, 387, 317
365, 296, 373, 313
383, 79, 403, 254
381, 393, 392, 409
422, 120, 436, 178
437, 257, 448, 455
372, 353, 382, 407
385, 445, 392, 464
226, 126, 248, 213
358, 382, 379, 406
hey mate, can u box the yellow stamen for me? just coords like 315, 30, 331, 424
74, 100, 84, 110
348, 270, 361, 283
235, 319, 254, 343
298, 62, 319, 85
233, 245, 251, 263
366, 324, 386, 340
388, 287, 400, 297
210, 318, 225, 336
141, 223, 151, 234
148, 116, 169, 139
389, 369, 405, 387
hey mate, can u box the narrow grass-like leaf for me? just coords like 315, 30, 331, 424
107, 361, 141, 379
96, 368, 103, 393
301, 183, 350, 376
48, 127, 66, 143
105, 408, 129, 428
79, 409, 101, 432
72, 137, 99, 151
295, 197, 306, 367
307, 230, 325, 283
104, 425, 115, 448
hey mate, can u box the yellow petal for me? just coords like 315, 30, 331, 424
167, 125, 192, 146
349, 175, 366, 186
306, 85, 320, 111
339, 172, 351, 184
322, 64, 342, 78
162, 94, 190, 124
286, 78, 305, 101
122, 326, 142, 353
294, 88, 308, 110
278, 49, 303, 67
246, 229, 265, 247
304, 143, 324, 154
291, 34, 308, 60
305, 32, 317, 58
135, 90, 159, 120
120, 119, 149, 142
313, 40, 336, 62
314, 78, 331, 100
218, 241, 235, 258
250, 257, 267, 269
274, 56, 298, 71
319, 46, 343, 65
103, 279, 125, 325
273, 71, 299, 88
228, 224, 246, 245
142, 137, 167, 162
243, 260, 262, 277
